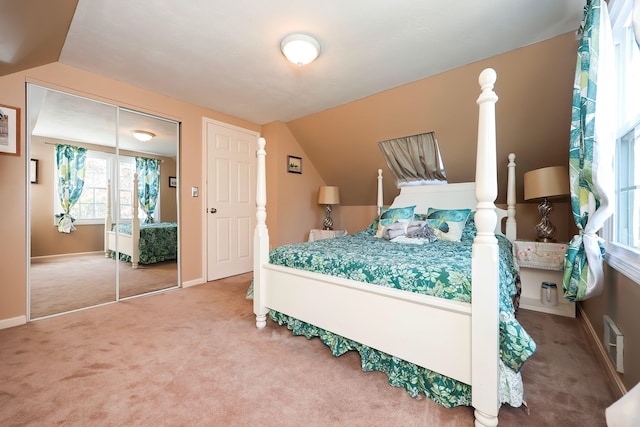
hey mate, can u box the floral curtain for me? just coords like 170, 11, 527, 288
55, 144, 87, 233
135, 157, 160, 224
563, 0, 616, 301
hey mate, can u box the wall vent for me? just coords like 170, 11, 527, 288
603, 315, 624, 373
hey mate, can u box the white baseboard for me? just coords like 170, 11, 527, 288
182, 278, 205, 288
578, 304, 627, 398
0, 316, 27, 330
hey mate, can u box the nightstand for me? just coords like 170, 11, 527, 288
308, 229, 347, 242
513, 240, 575, 318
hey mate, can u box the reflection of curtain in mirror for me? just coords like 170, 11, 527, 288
377, 132, 447, 186
55, 144, 87, 233
136, 157, 160, 224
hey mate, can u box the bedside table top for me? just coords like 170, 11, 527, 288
513, 240, 566, 271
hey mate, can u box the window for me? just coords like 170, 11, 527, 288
54, 150, 159, 225
604, 0, 640, 282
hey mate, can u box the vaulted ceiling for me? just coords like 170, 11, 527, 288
2, 0, 584, 125
2, 1, 584, 206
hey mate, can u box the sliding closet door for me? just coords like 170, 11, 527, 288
27, 86, 180, 320
116, 109, 179, 298
27, 85, 118, 319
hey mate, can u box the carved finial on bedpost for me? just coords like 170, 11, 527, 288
472, 68, 500, 427
377, 169, 383, 215
254, 137, 269, 329
474, 68, 499, 241
506, 153, 517, 241
255, 137, 267, 231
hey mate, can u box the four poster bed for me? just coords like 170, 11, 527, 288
252, 69, 535, 426
104, 174, 177, 268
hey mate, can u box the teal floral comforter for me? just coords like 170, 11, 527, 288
264, 227, 536, 407
111, 222, 177, 264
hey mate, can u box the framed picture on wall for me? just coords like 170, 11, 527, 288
169, 176, 177, 188
0, 104, 20, 156
287, 155, 302, 174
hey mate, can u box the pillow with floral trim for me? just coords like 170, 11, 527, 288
375, 205, 416, 238
426, 208, 472, 242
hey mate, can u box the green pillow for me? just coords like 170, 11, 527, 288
375, 205, 416, 238
426, 208, 472, 242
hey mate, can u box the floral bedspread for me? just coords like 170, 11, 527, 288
262, 228, 536, 407
112, 222, 177, 264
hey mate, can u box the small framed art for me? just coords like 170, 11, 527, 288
287, 155, 302, 174
0, 104, 20, 156
169, 176, 177, 188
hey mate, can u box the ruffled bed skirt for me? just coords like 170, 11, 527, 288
269, 310, 524, 409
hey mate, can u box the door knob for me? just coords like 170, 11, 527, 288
209, 208, 217, 214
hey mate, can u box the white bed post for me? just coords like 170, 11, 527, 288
472, 68, 500, 427
254, 137, 269, 329
105, 179, 112, 258
506, 153, 517, 241
376, 169, 383, 214
131, 173, 140, 269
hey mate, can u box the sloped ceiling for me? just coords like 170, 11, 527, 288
1, 1, 585, 205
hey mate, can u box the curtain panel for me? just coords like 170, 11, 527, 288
135, 157, 160, 224
55, 144, 87, 233
377, 132, 446, 186
563, 0, 616, 301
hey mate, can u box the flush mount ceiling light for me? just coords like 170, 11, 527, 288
131, 130, 155, 142
280, 33, 320, 66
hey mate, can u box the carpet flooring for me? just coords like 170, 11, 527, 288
30, 254, 178, 319
0, 272, 616, 426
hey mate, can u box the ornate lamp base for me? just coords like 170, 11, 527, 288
322, 204, 334, 230
534, 197, 557, 242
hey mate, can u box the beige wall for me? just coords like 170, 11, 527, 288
582, 268, 640, 392
287, 33, 578, 209
30, 137, 177, 257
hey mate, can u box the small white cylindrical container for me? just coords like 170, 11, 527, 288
540, 282, 558, 307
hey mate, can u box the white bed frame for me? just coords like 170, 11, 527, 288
104, 174, 141, 268
253, 68, 517, 427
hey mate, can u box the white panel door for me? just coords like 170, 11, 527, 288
206, 120, 257, 281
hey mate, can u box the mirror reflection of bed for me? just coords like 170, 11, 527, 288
28, 85, 180, 319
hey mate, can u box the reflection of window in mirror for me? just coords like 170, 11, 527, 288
377, 131, 447, 186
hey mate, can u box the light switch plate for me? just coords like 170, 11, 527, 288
191, 186, 198, 197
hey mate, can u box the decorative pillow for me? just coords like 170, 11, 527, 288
381, 222, 410, 240
375, 205, 416, 238
461, 211, 477, 241
426, 208, 472, 242
406, 221, 439, 242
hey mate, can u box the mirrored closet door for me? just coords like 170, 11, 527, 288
27, 85, 180, 320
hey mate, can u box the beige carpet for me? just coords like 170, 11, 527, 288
1, 273, 616, 426
30, 254, 178, 319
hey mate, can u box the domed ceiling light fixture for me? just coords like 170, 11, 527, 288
280, 33, 320, 66
131, 130, 155, 142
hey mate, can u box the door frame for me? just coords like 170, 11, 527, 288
200, 117, 260, 283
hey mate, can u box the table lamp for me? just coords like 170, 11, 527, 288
524, 166, 570, 242
318, 186, 340, 230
